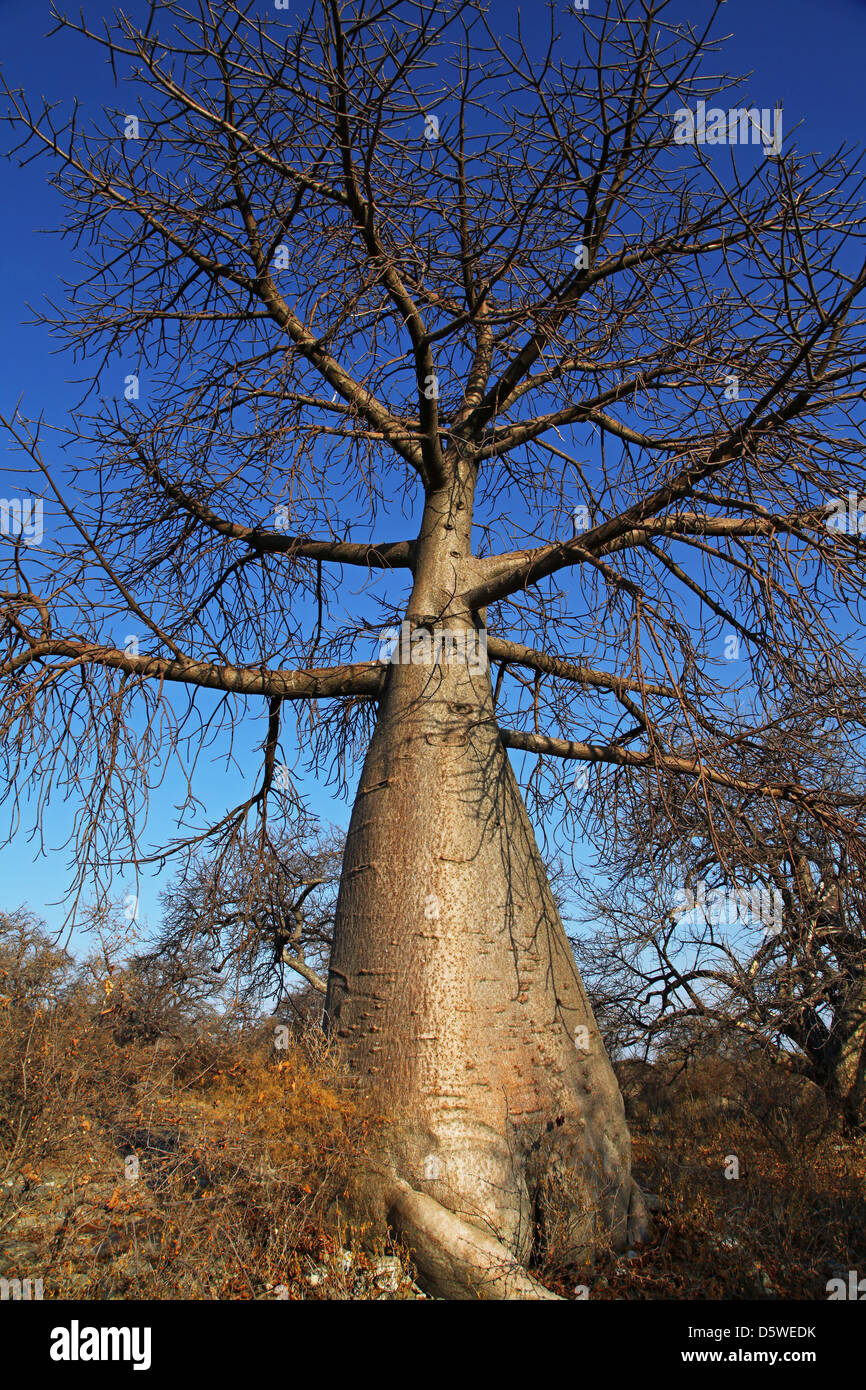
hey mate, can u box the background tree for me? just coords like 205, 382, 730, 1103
2, 0, 866, 1295
154, 823, 342, 1014
96, 932, 230, 1045
577, 706, 866, 1128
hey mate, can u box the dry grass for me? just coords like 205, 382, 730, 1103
0, 1029, 421, 1299
543, 1057, 866, 1300
0, 917, 419, 1300
2, 916, 863, 1300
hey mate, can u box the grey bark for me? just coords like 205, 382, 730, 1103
324, 513, 648, 1294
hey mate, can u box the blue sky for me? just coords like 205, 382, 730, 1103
0, 0, 864, 946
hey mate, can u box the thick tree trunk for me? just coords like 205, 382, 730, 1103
827, 990, 866, 1132
324, 634, 648, 1298
796, 961, 866, 1132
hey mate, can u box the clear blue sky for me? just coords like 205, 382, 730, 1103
1, 0, 864, 945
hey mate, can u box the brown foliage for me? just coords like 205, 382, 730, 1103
0, 915, 417, 1299
3, 910, 863, 1301
549, 1055, 866, 1300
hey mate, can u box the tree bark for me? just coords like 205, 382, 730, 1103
827, 984, 866, 1133
324, 638, 649, 1297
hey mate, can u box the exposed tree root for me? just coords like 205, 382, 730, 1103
385, 1178, 562, 1300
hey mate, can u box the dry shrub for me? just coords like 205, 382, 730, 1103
0, 912, 418, 1299
10, 906, 860, 1302
566, 1051, 866, 1300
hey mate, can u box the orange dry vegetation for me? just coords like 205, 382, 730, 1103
0, 965, 416, 1298
541, 1058, 866, 1300
2, 916, 863, 1300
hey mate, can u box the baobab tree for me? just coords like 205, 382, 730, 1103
2, 0, 866, 1297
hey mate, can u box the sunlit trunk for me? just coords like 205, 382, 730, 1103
325, 631, 647, 1297
828, 986, 866, 1132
